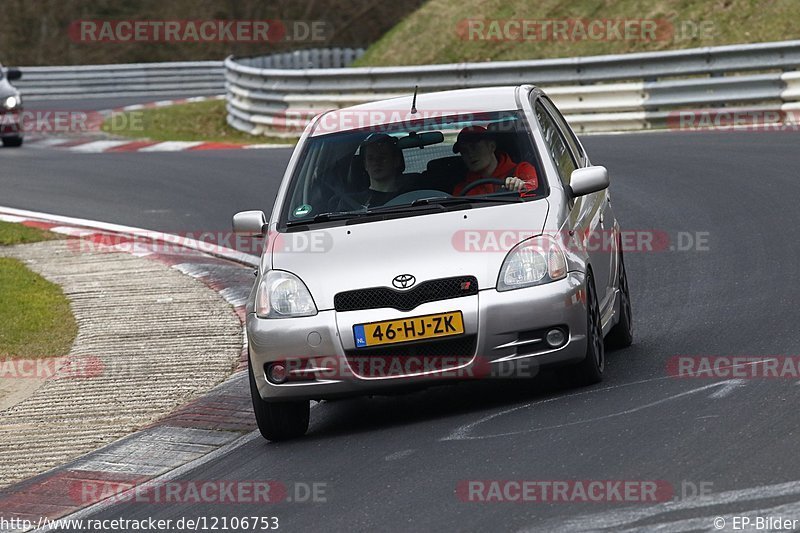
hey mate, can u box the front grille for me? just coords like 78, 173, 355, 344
334, 276, 478, 312
346, 334, 476, 358
344, 335, 477, 377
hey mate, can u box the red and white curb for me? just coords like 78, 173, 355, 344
21, 95, 291, 153
0, 207, 258, 267
24, 137, 289, 153
0, 206, 273, 531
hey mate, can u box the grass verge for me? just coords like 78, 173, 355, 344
0, 220, 61, 246
354, 0, 800, 66
0, 222, 77, 359
102, 99, 296, 145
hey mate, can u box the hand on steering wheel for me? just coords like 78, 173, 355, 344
503, 177, 528, 192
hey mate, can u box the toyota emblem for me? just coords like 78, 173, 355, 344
392, 274, 416, 289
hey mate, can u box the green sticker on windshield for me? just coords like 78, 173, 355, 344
293, 204, 313, 217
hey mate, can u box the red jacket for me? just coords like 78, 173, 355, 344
453, 152, 538, 196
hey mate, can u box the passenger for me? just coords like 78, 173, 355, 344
451, 126, 538, 196
345, 133, 409, 208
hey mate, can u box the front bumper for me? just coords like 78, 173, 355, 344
248, 271, 588, 401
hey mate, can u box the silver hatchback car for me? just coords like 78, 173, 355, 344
234, 85, 633, 441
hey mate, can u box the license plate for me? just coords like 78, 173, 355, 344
353, 311, 464, 348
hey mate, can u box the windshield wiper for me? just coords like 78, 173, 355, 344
366, 202, 445, 213
285, 211, 365, 227
353, 195, 524, 217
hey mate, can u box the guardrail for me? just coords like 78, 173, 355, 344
12, 48, 365, 102
14, 61, 224, 100
224, 40, 800, 136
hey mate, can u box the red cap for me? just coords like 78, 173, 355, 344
453, 125, 492, 153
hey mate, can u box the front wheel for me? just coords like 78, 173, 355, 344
606, 247, 633, 349
565, 271, 605, 386
2, 136, 23, 147
248, 358, 310, 441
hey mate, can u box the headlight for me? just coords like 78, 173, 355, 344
2, 96, 19, 110
497, 235, 568, 291
255, 270, 317, 318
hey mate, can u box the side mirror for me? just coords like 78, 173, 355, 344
233, 210, 267, 236
569, 166, 609, 197
6, 68, 21, 81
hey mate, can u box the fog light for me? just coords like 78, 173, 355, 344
267, 363, 288, 384
545, 329, 566, 348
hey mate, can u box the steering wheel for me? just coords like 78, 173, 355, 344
318, 179, 364, 210
459, 178, 509, 195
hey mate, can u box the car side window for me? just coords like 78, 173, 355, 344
540, 97, 585, 165
534, 101, 577, 188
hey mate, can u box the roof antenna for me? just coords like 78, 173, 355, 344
410, 85, 418, 114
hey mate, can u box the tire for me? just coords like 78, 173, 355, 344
606, 247, 633, 349
567, 271, 605, 386
2, 136, 23, 147
248, 358, 310, 441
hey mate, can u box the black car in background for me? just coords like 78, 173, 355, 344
0, 64, 23, 147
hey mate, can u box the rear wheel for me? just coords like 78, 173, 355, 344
2, 136, 23, 147
566, 271, 604, 386
606, 247, 633, 348
248, 357, 310, 441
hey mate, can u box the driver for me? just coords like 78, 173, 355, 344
341, 133, 410, 209
451, 126, 538, 196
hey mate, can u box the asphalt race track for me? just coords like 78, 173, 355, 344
0, 147, 280, 232
3, 129, 800, 530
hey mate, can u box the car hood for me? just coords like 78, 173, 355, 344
271, 199, 550, 311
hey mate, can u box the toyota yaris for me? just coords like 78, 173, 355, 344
234, 85, 633, 441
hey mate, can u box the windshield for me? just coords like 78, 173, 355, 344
279, 110, 546, 227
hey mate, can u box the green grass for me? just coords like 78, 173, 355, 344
0, 220, 61, 246
102, 100, 296, 145
0, 223, 76, 359
354, 0, 800, 66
